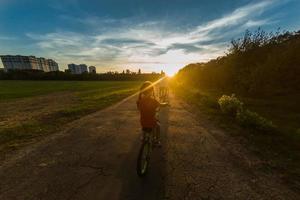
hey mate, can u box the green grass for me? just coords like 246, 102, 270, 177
0, 81, 142, 153
176, 87, 300, 134
172, 84, 300, 191
240, 94, 300, 134
0, 80, 140, 100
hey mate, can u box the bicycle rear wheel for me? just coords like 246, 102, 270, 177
136, 142, 150, 177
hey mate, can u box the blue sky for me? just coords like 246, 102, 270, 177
0, 0, 299, 75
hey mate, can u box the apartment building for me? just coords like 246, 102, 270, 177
47, 59, 59, 72
88, 66, 96, 74
37, 57, 50, 71
68, 63, 88, 74
0, 55, 59, 72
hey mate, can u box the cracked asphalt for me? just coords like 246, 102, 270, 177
0, 94, 298, 200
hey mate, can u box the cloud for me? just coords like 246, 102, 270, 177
100, 38, 155, 48
0, 35, 17, 40
26, 32, 90, 48
26, 0, 285, 73
243, 19, 276, 28
194, 1, 274, 33
244, 19, 267, 28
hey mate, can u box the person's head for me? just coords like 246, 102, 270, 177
139, 81, 154, 98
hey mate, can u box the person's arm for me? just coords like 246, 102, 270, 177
159, 102, 169, 107
154, 98, 169, 109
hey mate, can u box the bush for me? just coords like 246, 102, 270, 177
236, 109, 275, 131
201, 96, 219, 108
192, 92, 219, 108
218, 94, 243, 116
218, 94, 276, 132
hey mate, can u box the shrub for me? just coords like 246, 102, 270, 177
218, 94, 276, 132
236, 109, 275, 131
201, 96, 219, 108
218, 94, 243, 116
193, 92, 219, 108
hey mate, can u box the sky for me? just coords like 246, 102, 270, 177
0, 0, 299, 75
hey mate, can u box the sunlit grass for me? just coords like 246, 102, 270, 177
0, 81, 142, 153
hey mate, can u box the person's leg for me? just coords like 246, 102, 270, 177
142, 128, 152, 141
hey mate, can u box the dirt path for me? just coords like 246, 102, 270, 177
0, 94, 298, 200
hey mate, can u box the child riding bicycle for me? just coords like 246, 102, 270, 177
137, 81, 168, 146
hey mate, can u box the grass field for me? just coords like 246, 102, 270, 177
0, 81, 141, 155
172, 85, 300, 189
0, 81, 140, 100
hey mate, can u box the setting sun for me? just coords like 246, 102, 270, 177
164, 66, 179, 77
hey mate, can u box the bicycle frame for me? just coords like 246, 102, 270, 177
136, 128, 156, 177
137, 109, 161, 177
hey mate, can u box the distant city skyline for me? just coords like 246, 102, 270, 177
0, 55, 59, 72
0, 0, 299, 75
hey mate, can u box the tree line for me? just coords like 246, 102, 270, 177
0, 70, 162, 81
175, 28, 300, 96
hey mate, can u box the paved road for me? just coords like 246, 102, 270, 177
0, 94, 298, 200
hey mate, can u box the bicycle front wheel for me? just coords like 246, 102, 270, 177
136, 142, 150, 177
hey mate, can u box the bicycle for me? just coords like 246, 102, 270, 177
136, 125, 160, 177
